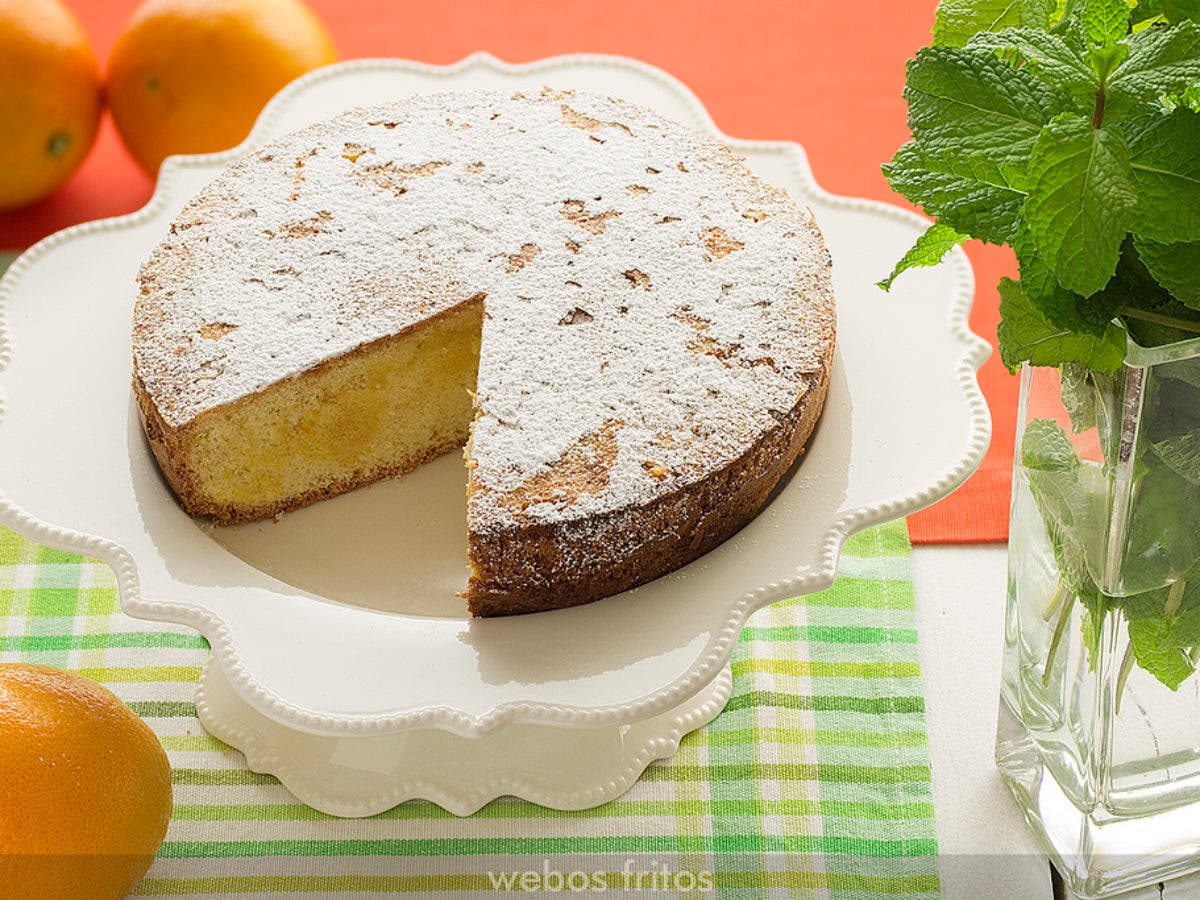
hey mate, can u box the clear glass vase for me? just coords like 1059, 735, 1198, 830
997, 336, 1200, 898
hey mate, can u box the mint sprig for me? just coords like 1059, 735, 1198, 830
880, 0, 1200, 365
1020, 413, 1200, 690
891, 2, 1200, 695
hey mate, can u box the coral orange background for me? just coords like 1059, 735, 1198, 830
0, 0, 1016, 543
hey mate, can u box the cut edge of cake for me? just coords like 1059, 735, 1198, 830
135, 296, 485, 524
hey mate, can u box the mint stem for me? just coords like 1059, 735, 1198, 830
1118, 307, 1200, 335
1165, 579, 1187, 617
1043, 591, 1076, 687
1042, 579, 1070, 622
1092, 89, 1106, 130
1115, 642, 1135, 716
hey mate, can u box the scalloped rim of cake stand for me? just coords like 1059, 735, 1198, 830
0, 52, 990, 739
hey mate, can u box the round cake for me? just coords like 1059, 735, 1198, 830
132, 88, 836, 616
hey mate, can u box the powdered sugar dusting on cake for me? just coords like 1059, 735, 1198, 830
133, 89, 835, 531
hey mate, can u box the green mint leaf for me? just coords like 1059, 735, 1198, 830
933, 0, 1057, 47
1017, 254, 1128, 336
1135, 235, 1200, 306
1159, 84, 1200, 110
1061, 362, 1100, 432
1019, 239, 1133, 350
1125, 456, 1200, 587
1087, 40, 1132, 80
1162, 0, 1200, 23
1151, 432, 1200, 484
1126, 107, 1200, 243
883, 142, 1026, 244
1104, 241, 1200, 343
1163, 606, 1200, 648
1078, 0, 1132, 46
998, 277, 1128, 372
1013, 223, 1062, 299
1128, 616, 1196, 688
1016, 238, 1132, 336
1132, 0, 1167, 26
968, 28, 1099, 107
1024, 114, 1137, 297
1022, 417, 1082, 470
1021, 418, 1109, 588
905, 46, 1071, 191
1113, 575, 1200, 619
1122, 568, 1200, 688
1123, 294, 1200, 345
877, 223, 969, 290
1107, 20, 1200, 116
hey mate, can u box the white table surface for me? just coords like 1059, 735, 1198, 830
912, 544, 1053, 899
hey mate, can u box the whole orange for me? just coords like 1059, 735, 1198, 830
107, 0, 337, 175
0, 0, 102, 211
0, 663, 173, 900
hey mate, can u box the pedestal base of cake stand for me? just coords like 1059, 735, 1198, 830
194, 658, 733, 817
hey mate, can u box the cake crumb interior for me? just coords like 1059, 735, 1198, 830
185, 299, 484, 516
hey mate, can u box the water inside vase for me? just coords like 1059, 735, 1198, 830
999, 355, 1200, 896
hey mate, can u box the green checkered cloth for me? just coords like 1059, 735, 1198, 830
0, 519, 937, 897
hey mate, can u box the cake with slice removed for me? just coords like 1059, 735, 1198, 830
132, 88, 836, 616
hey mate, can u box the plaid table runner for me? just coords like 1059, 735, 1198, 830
0, 519, 937, 898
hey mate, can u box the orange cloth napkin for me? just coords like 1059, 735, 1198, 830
0, 0, 1015, 543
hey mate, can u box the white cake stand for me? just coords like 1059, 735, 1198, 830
0, 53, 989, 816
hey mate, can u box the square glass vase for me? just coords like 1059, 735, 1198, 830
997, 336, 1200, 898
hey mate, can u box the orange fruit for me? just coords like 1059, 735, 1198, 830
107, 0, 337, 175
0, 0, 102, 210
0, 663, 173, 900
